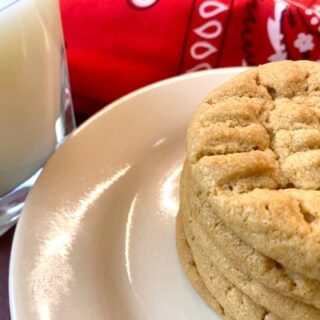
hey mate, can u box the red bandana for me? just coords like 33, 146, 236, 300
60, 0, 320, 117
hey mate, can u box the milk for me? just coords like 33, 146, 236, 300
0, 0, 64, 195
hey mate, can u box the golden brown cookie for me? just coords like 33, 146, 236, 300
183, 204, 320, 320
176, 213, 227, 318
177, 61, 320, 319
182, 161, 320, 309
187, 60, 320, 280
176, 213, 280, 320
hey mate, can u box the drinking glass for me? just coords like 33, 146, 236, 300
0, 0, 75, 235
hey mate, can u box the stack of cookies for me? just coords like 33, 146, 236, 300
177, 60, 320, 320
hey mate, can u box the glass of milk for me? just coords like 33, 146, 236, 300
0, 0, 75, 235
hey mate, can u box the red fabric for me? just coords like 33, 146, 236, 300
60, 0, 320, 118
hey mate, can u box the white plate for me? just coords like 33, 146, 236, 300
9, 67, 244, 320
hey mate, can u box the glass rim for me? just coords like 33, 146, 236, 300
0, 0, 20, 11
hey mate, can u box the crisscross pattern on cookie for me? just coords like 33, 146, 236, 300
186, 61, 320, 280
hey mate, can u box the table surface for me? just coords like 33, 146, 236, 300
0, 228, 15, 320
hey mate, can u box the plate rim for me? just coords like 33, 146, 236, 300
9, 66, 247, 319
64, 67, 246, 137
